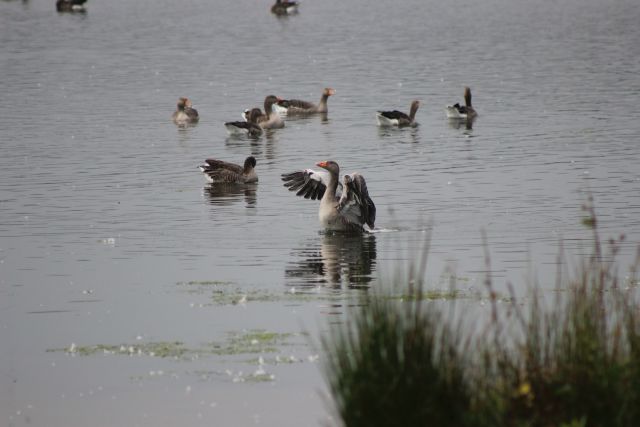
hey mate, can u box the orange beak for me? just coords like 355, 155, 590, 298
316, 161, 328, 168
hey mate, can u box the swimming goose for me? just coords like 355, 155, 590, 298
376, 100, 420, 127
273, 88, 336, 115
199, 156, 258, 184
254, 95, 285, 129
172, 97, 199, 124
225, 108, 263, 137
56, 0, 87, 12
271, 0, 299, 15
281, 160, 376, 232
446, 87, 477, 119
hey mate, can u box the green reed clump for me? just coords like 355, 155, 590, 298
323, 199, 640, 427
490, 199, 640, 426
322, 230, 481, 427
322, 293, 474, 426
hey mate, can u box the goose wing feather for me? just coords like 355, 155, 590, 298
225, 120, 251, 129
378, 110, 410, 121
201, 159, 243, 175
203, 169, 243, 183
337, 173, 376, 229
281, 169, 334, 200
282, 99, 316, 110
185, 107, 199, 120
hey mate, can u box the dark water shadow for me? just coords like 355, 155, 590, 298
203, 183, 257, 208
285, 231, 377, 290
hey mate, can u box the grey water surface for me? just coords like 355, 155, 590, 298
2, 0, 640, 425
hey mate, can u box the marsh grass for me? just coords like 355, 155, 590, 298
323, 198, 640, 426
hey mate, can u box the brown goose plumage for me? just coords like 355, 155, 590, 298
199, 156, 258, 184
172, 97, 199, 124
446, 87, 477, 119
274, 88, 336, 115
376, 100, 420, 127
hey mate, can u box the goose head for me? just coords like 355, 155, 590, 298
323, 88, 336, 97
177, 97, 188, 111
244, 156, 257, 171
316, 160, 340, 176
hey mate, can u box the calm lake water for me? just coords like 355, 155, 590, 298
2, 0, 640, 425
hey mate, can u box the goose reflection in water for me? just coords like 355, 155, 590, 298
285, 232, 377, 289
448, 116, 474, 132
203, 183, 257, 208
377, 125, 420, 144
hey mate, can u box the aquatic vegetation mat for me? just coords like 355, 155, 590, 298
48, 329, 308, 360
176, 279, 476, 305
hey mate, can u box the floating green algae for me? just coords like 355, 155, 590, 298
47, 330, 307, 359
178, 282, 345, 306
47, 341, 189, 358
177, 280, 235, 286
206, 330, 297, 356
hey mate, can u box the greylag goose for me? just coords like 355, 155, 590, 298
376, 100, 420, 127
172, 97, 199, 124
254, 95, 285, 129
446, 87, 477, 119
225, 108, 263, 138
271, 0, 299, 15
56, 0, 87, 12
281, 160, 376, 232
199, 156, 257, 184
273, 88, 336, 115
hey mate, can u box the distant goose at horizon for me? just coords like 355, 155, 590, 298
446, 87, 477, 119
376, 100, 420, 127
56, 0, 87, 12
273, 88, 336, 115
199, 156, 258, 184
281, 160, 376, 233
271, 0, 299, 15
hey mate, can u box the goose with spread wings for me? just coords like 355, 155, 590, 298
281, 160, 376, 232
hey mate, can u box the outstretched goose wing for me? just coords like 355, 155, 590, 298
337, 173, 376, 229
281, 169, 330, 200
